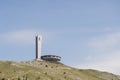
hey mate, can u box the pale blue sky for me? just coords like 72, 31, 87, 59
0, 0, 120, 74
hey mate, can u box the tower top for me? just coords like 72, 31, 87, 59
36, 35, 42, 37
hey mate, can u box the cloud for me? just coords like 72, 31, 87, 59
73, 32, 120, 75
103, 27, 112, 32
0, 30, 36, 45
63, 31, 120, 75
0, 29, 51, 45
73, 51, 120, 75
89, 32, 120, 49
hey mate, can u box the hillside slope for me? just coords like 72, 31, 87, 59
0, 60, 119, 80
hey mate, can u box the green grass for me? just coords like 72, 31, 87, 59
0, 60, 119, 80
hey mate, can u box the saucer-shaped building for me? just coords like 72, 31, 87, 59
41, 55, 61, 61
35, 35, 61, 62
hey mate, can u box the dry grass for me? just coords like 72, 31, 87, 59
0, 60, 119, 80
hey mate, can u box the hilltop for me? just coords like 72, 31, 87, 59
0, 60, 120, 80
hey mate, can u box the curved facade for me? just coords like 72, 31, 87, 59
41, 55, 61, 61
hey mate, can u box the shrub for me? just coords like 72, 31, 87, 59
51, 66, 53, 68
36, 76, 40, 80
1, 78, 6, 80
63, 72, 66, 74
45, 65, 48, 67
45, 72, 47, 75
64, 76, 66, 79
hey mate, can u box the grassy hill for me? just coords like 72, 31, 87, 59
0, 60, 119, 80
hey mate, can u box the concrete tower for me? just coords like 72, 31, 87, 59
36, 35, 42, 60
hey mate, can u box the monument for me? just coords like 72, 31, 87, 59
36, 35, 42, 60
35, 35, 61, 61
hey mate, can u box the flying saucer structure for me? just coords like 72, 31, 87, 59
35, 35, 61, 61
41, 55, 61, 61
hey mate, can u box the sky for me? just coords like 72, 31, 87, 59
0, 0, 120, 75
